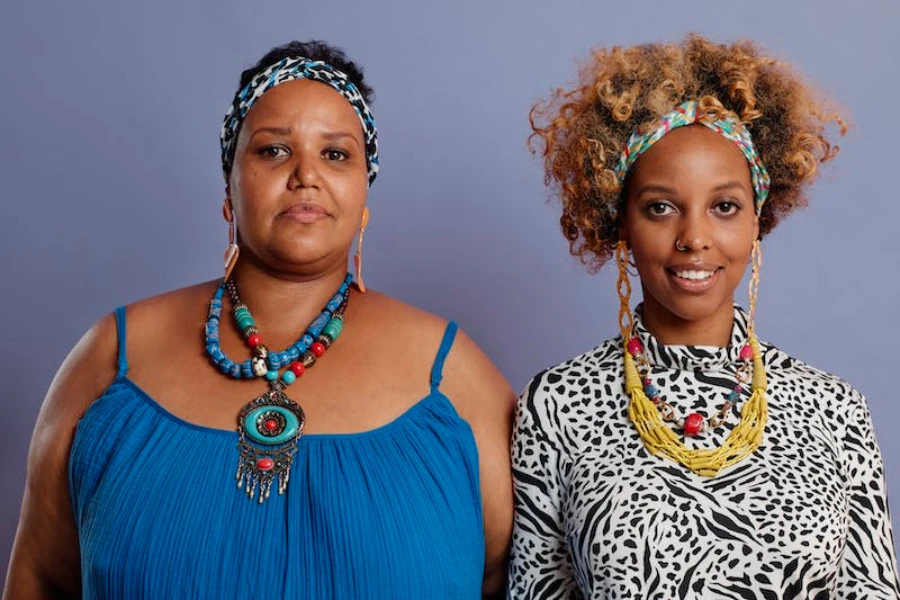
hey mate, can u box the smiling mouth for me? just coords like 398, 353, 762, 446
670, 268, 719, 281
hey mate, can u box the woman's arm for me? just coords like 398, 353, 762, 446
441, 329, 516, 599
3, 314, 118, 600
835, 393, 900, 599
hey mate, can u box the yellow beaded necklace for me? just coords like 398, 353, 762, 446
616, 241, 768, 477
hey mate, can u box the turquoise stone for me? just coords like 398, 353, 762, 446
244, 406, 299, 445
323, 318, 343, 341
282, 370, 296, 385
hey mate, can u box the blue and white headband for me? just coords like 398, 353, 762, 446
220, 56, 379, 186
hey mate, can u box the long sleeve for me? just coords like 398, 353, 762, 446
508, 371, 581, 600
835, 394, 900, 599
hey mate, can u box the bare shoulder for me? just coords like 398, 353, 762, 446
351, 289, 449, 351
354, 289, 513, 416
121, 281, 218, 348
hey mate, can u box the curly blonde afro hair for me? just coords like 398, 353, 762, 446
530, 34, 848, 272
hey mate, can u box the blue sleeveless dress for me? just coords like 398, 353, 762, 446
69, 307, 484, 599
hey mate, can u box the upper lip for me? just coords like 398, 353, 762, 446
281, 202, 331, 217
666, 261, 721, 273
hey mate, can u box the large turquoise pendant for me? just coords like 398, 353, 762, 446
235, 384, 305, 504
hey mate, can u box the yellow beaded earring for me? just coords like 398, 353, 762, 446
354, 206, 370, 293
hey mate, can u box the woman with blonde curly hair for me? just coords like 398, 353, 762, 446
509, 34, 900, 598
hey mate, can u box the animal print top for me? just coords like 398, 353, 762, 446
509, 307, 900, 599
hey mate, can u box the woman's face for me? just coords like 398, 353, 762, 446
227, 79, 368, 276
623, 125, 759, 339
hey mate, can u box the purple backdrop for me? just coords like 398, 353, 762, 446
2, 0, 899, 577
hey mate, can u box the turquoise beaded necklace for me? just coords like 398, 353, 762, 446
204, 273, 352, 503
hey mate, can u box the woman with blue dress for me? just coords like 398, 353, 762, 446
5, 40, 514, 599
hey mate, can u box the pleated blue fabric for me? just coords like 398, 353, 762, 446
69, 307, 484, 599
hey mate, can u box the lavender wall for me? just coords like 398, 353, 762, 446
2, 0, 898, 576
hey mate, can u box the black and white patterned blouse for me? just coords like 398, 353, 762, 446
509, 307, 900, 599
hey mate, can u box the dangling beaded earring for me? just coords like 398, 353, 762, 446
354, 206, 369, 293
223, 201, 240, 281
616, 240, 635, 340
747, 238, 762, 342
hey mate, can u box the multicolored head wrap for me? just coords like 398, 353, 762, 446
613, 99, 770, 214
220, 57, 379, 186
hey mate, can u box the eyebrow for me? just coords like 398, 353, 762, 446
634, 181, 749, 196
322, 131, 361, 144
248, 127, 361, 145
710, 180, 750, 193
250, 126, 292, 137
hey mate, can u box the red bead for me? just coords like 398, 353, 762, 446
627, 338, 643, 356
264, 419, 279, 432
642, 378, 652, 387
311, 342, 326, 357
247, 333, 261, 347
683, 413, 704, 436
256, 457, 274, 471
289, 362, 305, 376
739, 344, 753, 361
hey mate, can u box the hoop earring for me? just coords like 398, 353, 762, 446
354, 206, 370, 293
747, 239, 762, 339
223, 201, 240, 281
616, 240, 635, 340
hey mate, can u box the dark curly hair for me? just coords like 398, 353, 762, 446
530, 34, 848, 272
237, 40, 374, 104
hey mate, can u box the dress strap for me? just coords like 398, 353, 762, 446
430, 321, 458, 390
114, 306, 129, 378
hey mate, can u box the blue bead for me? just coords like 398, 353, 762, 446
644, 385, 659, 397
301, 334, 314, 348
265, 370, 279, 381
213, 350, 225, 362
727, 391, 739, 402
282, 371, 296, 384
241, 363, 253, 378
206, 343, 217, 356
309, 313, 329, 334
269, 355, 282, 369
229, 363, 242, 378
287, 347, 299, 360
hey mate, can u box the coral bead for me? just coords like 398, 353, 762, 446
683, 412, 704, 436
264, 419, 279, 432
311, 342, 326, 357
289, 362, 305, 376
627, 338, 643, 356
247, 333, 261, 347
256, 457, 274, 471
740, 344, 753, 361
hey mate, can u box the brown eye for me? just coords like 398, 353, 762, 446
258, 145, 289, 159
647, 201, 675, 217
715, 200, 740, 215
324, 149, 348, 162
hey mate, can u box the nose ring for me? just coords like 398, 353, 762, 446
675, 238, 690, 252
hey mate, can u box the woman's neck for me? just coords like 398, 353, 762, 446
639, 295, 735, 347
